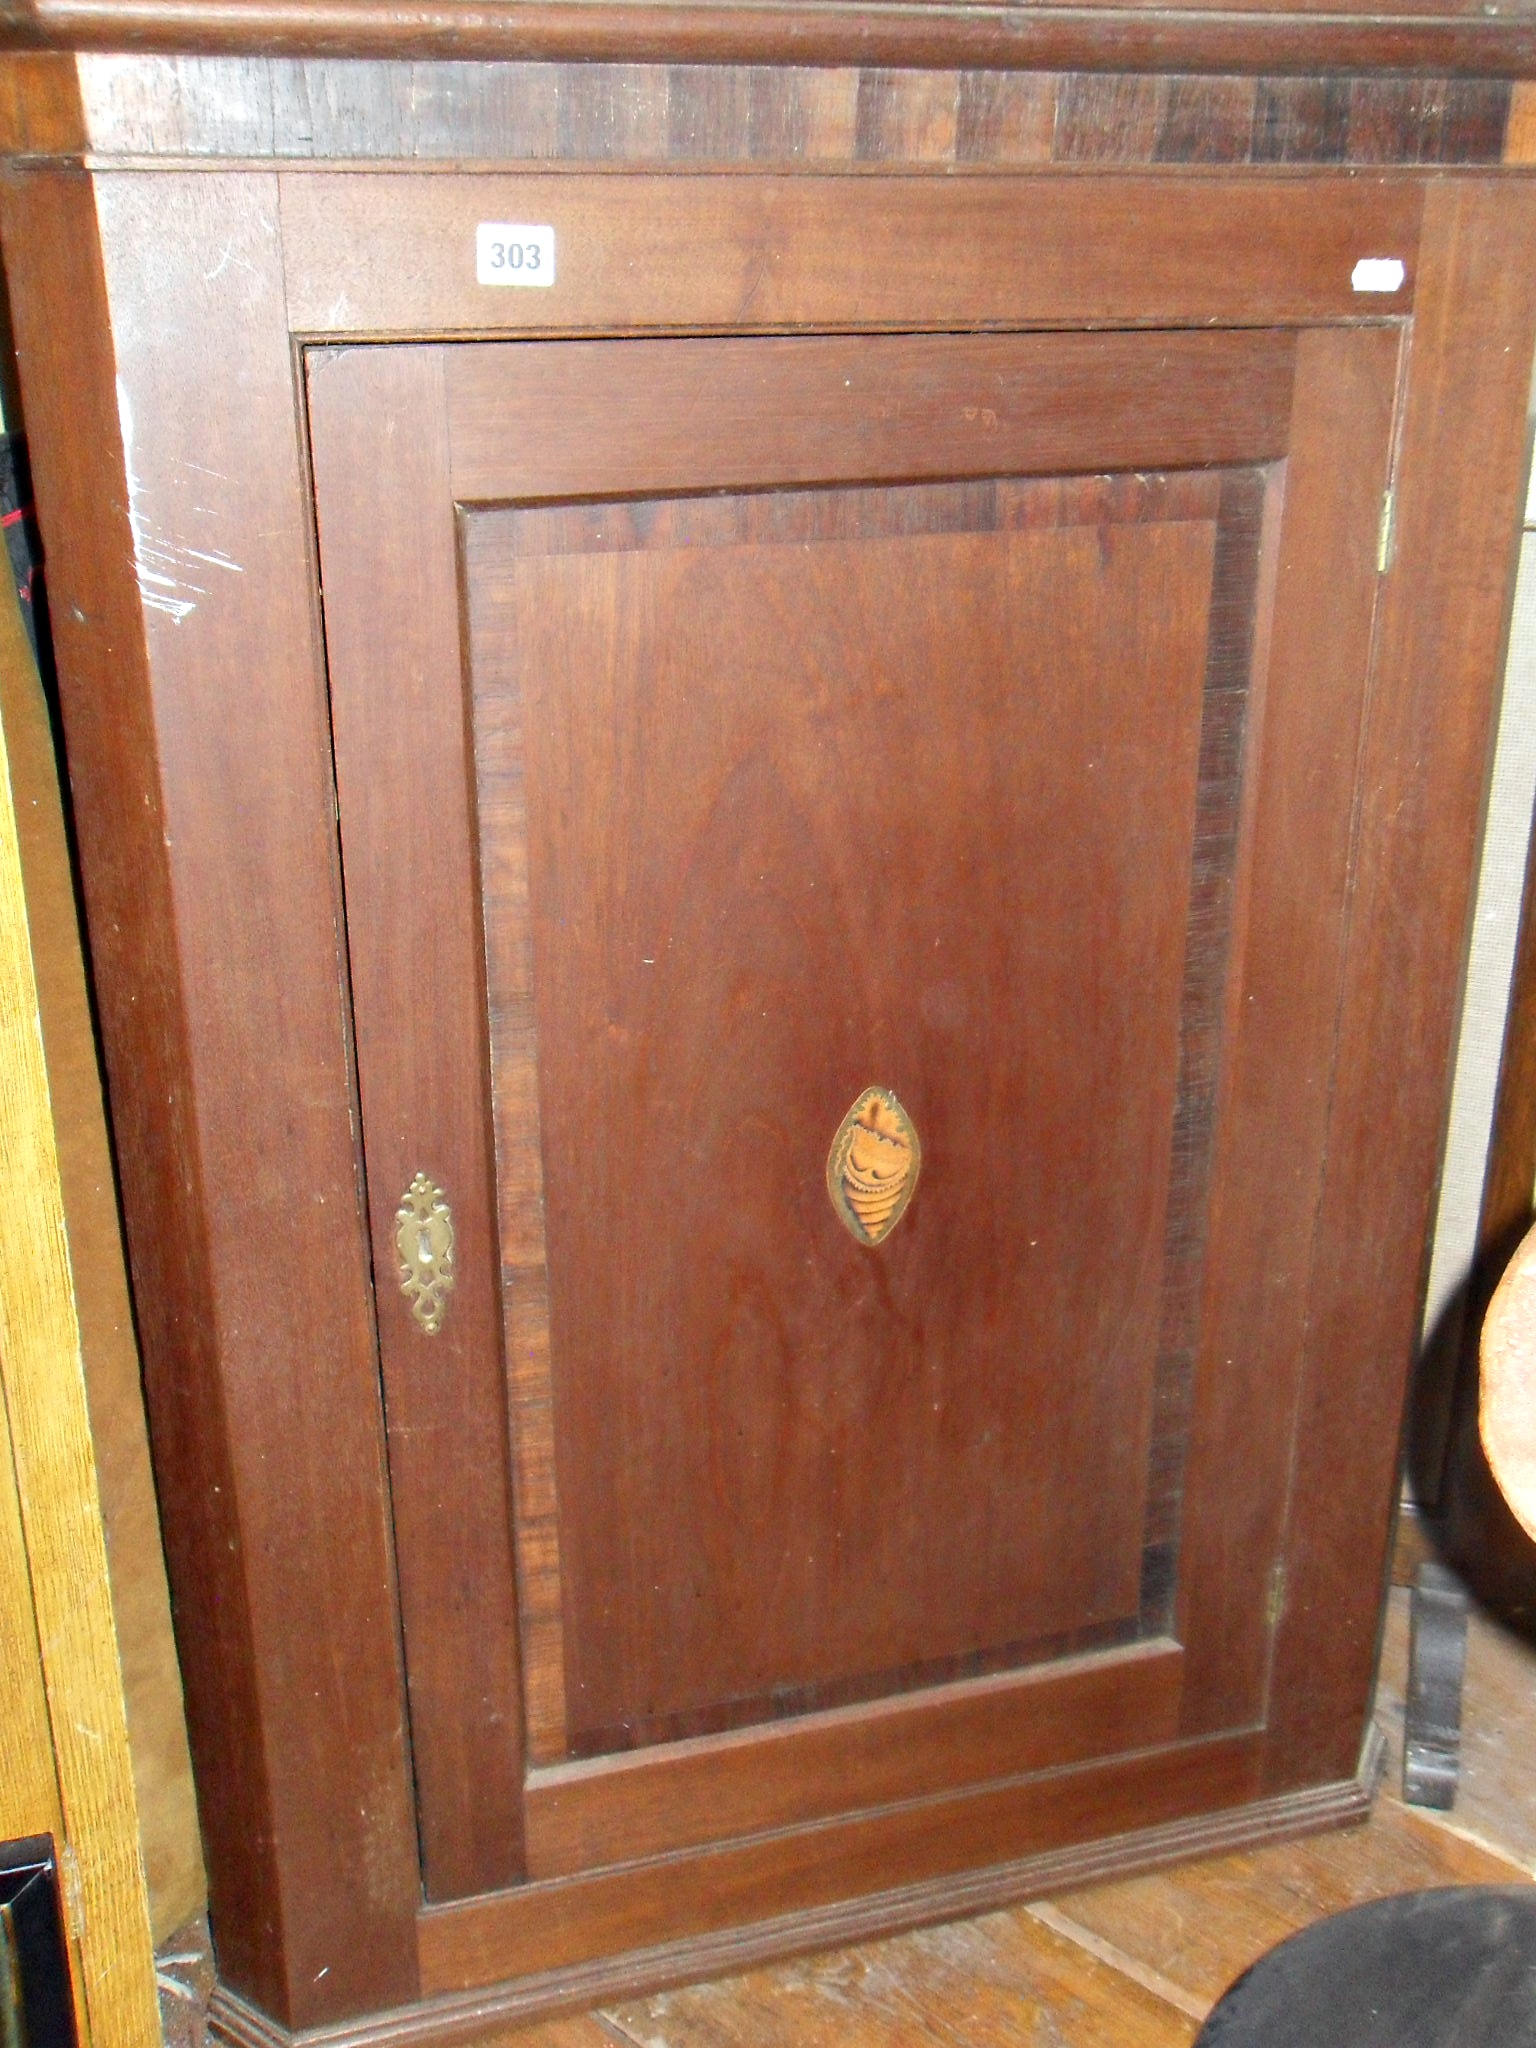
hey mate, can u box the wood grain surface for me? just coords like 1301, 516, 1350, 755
388, 1608, 1527, 2047
419, 1734, 1267, 1990
1140, 463, 1273, 1630
0, 554, 159, 2048
606, 1910, 1203, 2046
0, 1300, 71, 2003
1507, 78, 1536, 159
3, 2, 1536, 78
395, 327, 1300, 1853
452, 448, 1235, 1781
388, 1612, 1526, 2045
280, 173, 1422, 337
40, 54, 1510, 166
0, 163, 424, 2024
0, 1393, 62, 1840
0, 381, 205, 1940
522, 1642, 1184, 1879
206, 1765, 1371, 2046
1049, 1792, 1531, 2014
308, 342, 527, 1904
445, 333, 1293, 502
1263, 177, 1536, 1794
1173, 322, 1402, 1738
91, 167, 423, 2015
307, 299, 1413, 1982
5, 47, 1530, 2031
470, 475, 1213, 1755
590, 1775, 1528, 2047
0, 49, 82, 151
0, 164, 290, 2016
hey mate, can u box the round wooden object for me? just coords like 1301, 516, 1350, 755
1481, 1217, 1536, 1543
1196, 1888, 1536, 2045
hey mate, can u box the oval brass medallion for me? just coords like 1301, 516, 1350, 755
827, 1087, 921, 1246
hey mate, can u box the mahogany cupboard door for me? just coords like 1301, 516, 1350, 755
308, 324, 1398, 1946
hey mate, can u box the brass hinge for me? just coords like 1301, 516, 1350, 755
1267, 1560, 1288, 1631
1377, 487, 1397, 574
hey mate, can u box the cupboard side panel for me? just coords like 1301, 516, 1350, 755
0, 161, 293, 2021
1265, 178, 1536, 1791
94, 169, 424, 2013
4, 166, 424, 2021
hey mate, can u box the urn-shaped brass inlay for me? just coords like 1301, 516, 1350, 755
827, 1087, 921, 1247
396, 1172, 455, 1334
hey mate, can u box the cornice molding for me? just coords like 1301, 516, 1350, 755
1, 0, 1535, 76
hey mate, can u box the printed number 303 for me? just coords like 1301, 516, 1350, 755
476, 223, 555, 287
488, 240, 541, 272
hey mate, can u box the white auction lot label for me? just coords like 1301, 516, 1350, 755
477, 223, 556, 287
1351, 257, 1405, 294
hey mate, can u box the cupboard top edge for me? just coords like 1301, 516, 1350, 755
4, 2, 1536, 78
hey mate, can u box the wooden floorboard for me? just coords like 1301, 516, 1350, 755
1044, 1792, 1528, 2017
472, 2026, 617, 2048
602, 1909, 1201, 2046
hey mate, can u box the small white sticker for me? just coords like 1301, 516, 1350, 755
1352, 257, 1406, 294
477, 223, 556, 287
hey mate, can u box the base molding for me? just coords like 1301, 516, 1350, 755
209, 1731, 1383, 2048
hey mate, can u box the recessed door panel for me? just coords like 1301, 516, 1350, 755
466, 471, 1241, 1762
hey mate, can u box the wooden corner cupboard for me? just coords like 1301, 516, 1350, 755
2, 16, 1535, 2046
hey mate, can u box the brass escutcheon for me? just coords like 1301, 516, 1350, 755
396, 1172, 455, 1334
826, 1087, 921, 1247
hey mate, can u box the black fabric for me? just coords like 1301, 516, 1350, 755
1199, 1886, 1536, 2046
0, 435, 49, 683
